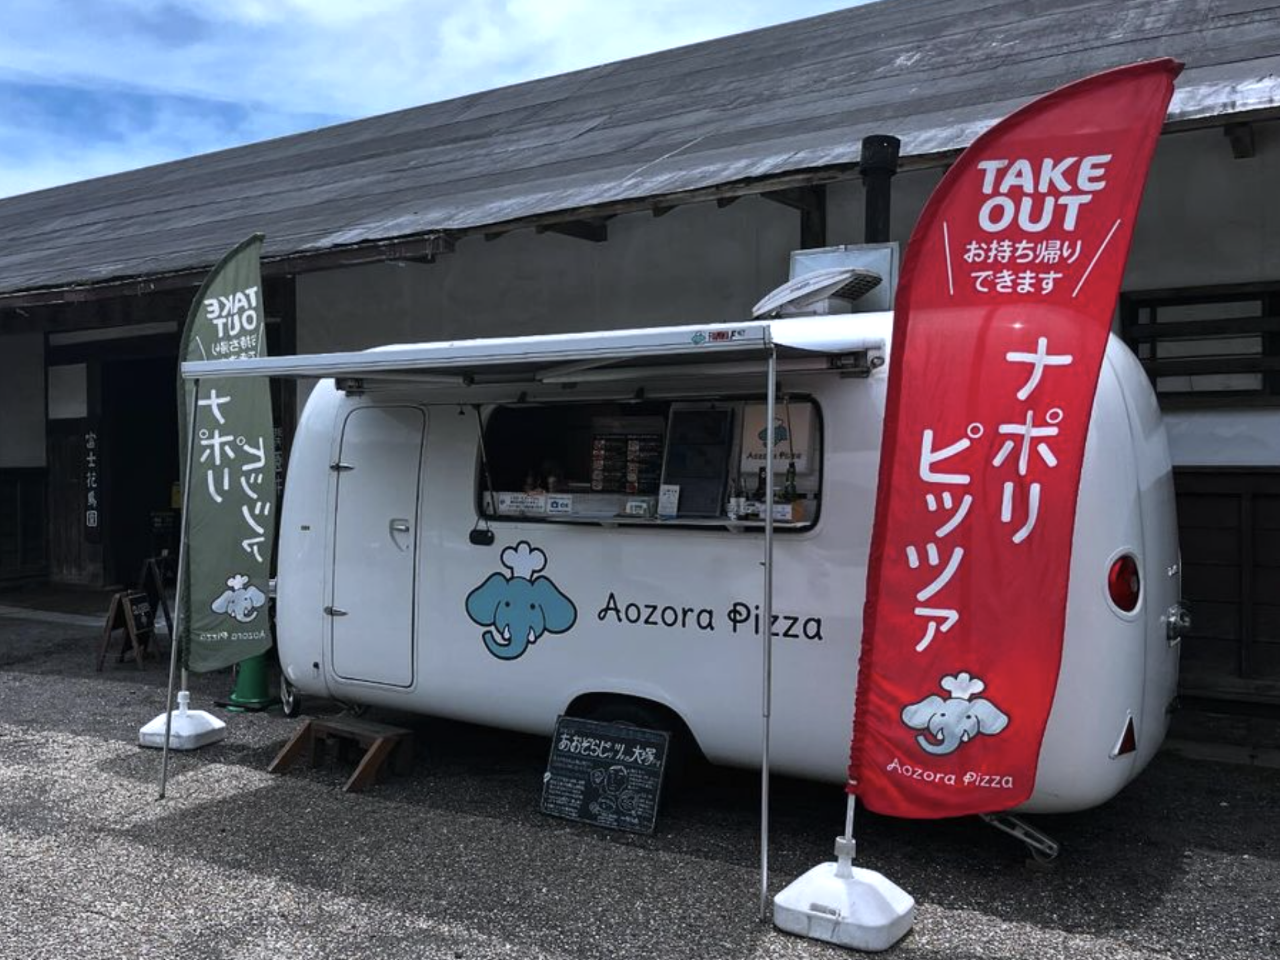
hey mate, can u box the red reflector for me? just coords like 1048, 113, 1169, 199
1115, 716, 1137, 757
1108, 554, 1141, 612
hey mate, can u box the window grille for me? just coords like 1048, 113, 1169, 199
1120, 284, 1280, 407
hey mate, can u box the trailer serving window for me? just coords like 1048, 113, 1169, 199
478, 397, 822, 529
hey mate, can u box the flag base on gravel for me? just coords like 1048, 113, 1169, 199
139, 690, 227, 750
773, 860, 914, 952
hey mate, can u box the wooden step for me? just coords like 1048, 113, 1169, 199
268, 715, 415, 792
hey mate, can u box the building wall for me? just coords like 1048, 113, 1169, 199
298, 193, 801, 348
1125, 124, 1280, 466
0, 333, 48, 579
299, 122, 1280, 467
0, 333, 46, 469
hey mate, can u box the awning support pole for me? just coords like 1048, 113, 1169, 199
760, 347, 777, 921
158, 376, 200, 799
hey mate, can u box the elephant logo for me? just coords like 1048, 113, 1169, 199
901, 672, 1009, 756
757, 416, 790, 446
465, 541, 577, 661
211, 573, 267, 623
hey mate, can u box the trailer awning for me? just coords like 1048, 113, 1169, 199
180, 314, 889, 385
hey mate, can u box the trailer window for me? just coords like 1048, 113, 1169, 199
477, 398, 822, 530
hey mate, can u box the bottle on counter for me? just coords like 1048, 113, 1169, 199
752, 466, 767, 501
783, 460, 798, 502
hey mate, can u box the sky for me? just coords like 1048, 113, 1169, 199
0, 0, 860, 200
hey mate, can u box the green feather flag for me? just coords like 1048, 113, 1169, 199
176, 234, 276, 673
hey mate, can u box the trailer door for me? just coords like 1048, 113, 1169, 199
330, 405, 425, 687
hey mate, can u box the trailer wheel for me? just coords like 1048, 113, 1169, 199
279, 674, 301, 718
575, 698, 696, 795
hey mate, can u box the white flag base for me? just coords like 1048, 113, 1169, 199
139, 690, 227, 750
773, 859, 915, 952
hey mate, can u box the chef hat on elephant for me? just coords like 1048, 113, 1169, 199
501, 541, 547, 580
940, 672, 985, 700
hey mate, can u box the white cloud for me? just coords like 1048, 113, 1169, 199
0, 0, 859, 197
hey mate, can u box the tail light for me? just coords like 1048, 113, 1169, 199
1108, 554, 1141, 612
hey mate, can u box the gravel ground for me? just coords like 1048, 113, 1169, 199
0, 615, 1277, 960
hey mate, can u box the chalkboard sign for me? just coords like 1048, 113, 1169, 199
126, 593, 154, 636
660, 406, 733, 517
541, 716, 669, 834
136, 556, 175, 642
96, 590, 157, 671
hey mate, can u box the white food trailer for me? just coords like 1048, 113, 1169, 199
186, 302, 1186, 817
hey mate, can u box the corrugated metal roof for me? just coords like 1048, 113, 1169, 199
2, 0, 1278, 301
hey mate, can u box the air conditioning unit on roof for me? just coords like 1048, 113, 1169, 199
752, 243, 900, 319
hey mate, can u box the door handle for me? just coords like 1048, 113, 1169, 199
389, 518, 412, 551
324, 606, 348, 617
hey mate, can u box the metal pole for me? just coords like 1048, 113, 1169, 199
835, 792, 858, 880
159, 376, 200, 799
760, 347, 777, 922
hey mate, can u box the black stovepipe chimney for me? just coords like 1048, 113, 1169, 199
860, 134, 901, 244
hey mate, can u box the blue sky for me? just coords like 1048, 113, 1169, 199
0, 0, 858, 199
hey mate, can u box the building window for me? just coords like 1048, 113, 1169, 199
1121, 284, 1280, 407
477, 397, 821, 529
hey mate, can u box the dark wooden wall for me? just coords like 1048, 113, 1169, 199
0, 469, 46, 581
1176, 468, 1280, 706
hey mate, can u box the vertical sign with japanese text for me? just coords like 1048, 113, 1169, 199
84, 424, 102, 544
177, 234, 276, 673
848, 61, 1180, 819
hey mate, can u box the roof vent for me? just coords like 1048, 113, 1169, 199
752, 266, 882, 319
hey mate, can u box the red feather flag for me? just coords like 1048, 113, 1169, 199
848, 60, 1181, 818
